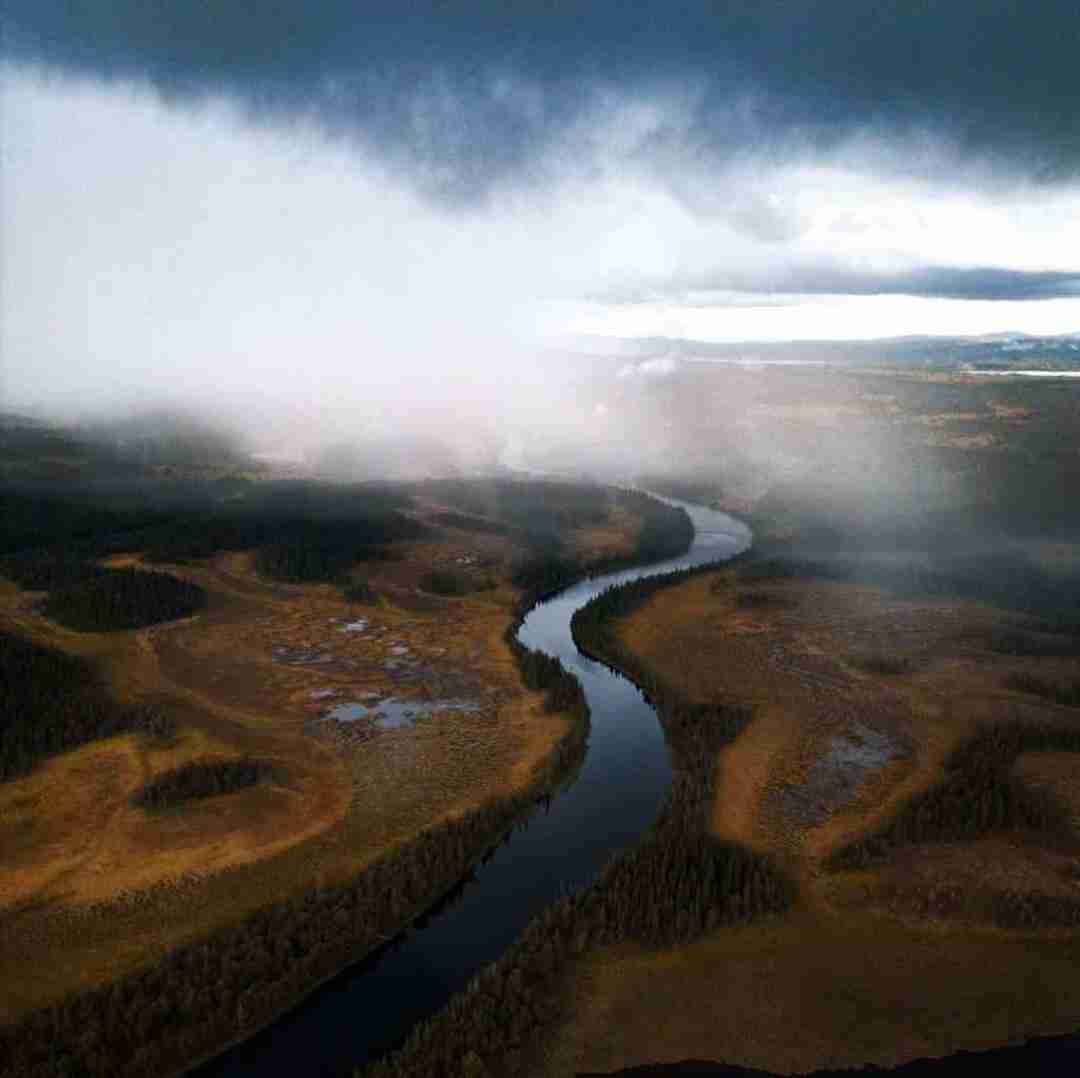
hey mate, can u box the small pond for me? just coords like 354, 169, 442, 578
323, 697, 482, 729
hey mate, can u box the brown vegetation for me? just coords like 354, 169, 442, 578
538, 562, 1080, 1075
0, 498, 636, 1038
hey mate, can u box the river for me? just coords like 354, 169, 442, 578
194, 500, 750, 1077
194, 499, 1080, 1077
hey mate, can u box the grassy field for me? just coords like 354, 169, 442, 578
551, 912, 1080, 1075
539, 561, 1080, 1075
0, 494, 642, 1027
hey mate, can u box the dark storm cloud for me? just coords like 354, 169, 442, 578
842, 268, 1080, 302
6, 2, 1080, 201
599, 266, 1080, 305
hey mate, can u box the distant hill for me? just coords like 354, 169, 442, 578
0, 409, 257, 482
568, 332, 1080, 373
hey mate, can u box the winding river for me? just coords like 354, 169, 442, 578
195, 499, 1080, 1077
196, 500, 750, 1077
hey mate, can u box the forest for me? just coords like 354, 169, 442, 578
506, 488, 695, 605
0, 479, 424, 586
131, 758, 277, 811
0, 632, 174, 781
0, 478, 690, 606
422, 478, 612, 548
42, 569, 206, 632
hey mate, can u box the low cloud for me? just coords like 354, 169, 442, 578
601, 266, 1080, 306
5, 3, 1080, 202
3, 7, 1080, 442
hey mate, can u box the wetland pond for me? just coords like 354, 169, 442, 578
323, 697, 482, 730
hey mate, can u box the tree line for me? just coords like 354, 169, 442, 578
131, 758, 276, 811
0, 632, 174, 781
421, 478, 612, 547
0, 480, 424, 591
42, 568, 206, 632
508, 487, 695, 605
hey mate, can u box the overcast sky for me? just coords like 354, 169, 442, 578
3, 3, 1080, 426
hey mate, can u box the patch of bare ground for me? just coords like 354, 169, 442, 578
538, 566, 1080, 1076
0, 504, 633, 1023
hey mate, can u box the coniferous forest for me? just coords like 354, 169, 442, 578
43, 568, 206, 632
131, 758, 277, 810
0, 632, 174, 781
0, 480, 426, 593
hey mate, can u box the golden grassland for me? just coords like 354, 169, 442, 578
0, 506, 639, 1024
540, 565, 1080, 1075
549, 913, 1080, 1076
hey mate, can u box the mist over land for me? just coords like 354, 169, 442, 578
4, 2, 1080, 464
5, 6, 1080, 1078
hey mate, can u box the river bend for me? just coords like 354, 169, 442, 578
198, 500, 749, 1076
